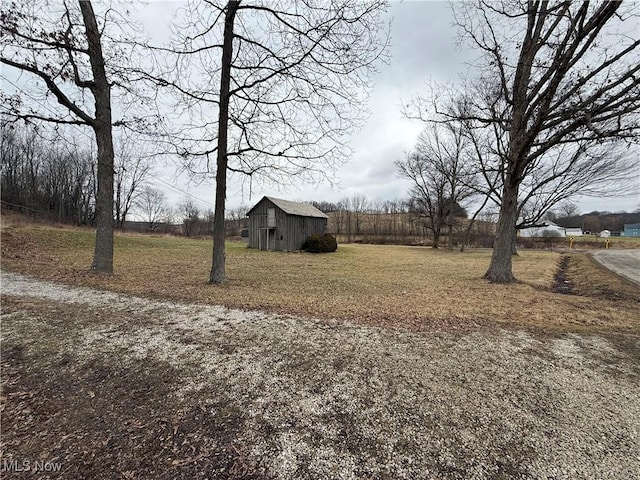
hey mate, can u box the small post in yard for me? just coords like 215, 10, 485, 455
605, 239, 610, 250
569, 237, 574, 250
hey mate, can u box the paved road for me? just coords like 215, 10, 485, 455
592, 249, 640, 287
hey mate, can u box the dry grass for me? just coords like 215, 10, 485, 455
566, 235, 640, 251
1, 222, 638, 332
567, 253, 640, 300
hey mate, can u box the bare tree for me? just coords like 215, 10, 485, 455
333, 200, 349, 236
114, 133, 152, 229
225, 204, 248, 236
398, 152, 446, 248
310, 201, 339, 214
396, 124, 476, 248
160, 206, 178, 234
135, 186, 167, 232
178, 198, 201, 237
349, 194, 369, 236
146, 1, 389, 283
557, 201, 580, 219
414, 92, 635, 252
1, 0, 129, 273
446, 1, 640, 282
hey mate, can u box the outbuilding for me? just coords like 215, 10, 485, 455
246, 196, 328, 251
518, 221, 566, 238
623, 223, 640, 237
564, 227, 583, 237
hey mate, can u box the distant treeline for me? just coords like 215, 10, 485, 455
1, 122, 96, 225
551, 212, 640, 233
308, 198, 495, 247
4, 120, 635, 245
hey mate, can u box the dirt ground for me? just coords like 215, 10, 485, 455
1, 271, 639, 479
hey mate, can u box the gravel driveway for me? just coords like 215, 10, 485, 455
1, 271, 639, 479
592, 249, 640, 287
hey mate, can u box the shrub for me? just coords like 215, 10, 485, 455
302, 233, 338, 253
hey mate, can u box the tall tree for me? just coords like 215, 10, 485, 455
135, 186, 167, 232
450, 1, 640, 282
150, 0, 389, 283
179, 198, 202, 237
114, 133, 153, 229
396, 124, 476, 249
412, 92, 636, 252
2, 1, 115, 273
349, 194, 369, 236
556, 201, 580, 219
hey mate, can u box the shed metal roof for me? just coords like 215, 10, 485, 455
246, 196, 328, 218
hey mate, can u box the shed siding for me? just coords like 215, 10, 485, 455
248, 198, 327, 251
623, 224, 640, 237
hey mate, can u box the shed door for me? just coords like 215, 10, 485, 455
267, 208, 276, 227
259, 228, 275, 250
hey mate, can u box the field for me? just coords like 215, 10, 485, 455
1, 221, 639, 332
2, 219, 640, 479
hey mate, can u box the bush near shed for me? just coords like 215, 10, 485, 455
302, 233, 338, 253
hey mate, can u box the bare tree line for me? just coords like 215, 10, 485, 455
0, 120, 251, 236
311, 195, 487, 246
1, 122, 95, 225
0, 121, 172, 232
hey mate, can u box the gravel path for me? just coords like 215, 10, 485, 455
2, 271, 640, 479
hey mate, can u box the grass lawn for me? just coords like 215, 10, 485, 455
2, 220, 639, 332
568, 235, 640, 247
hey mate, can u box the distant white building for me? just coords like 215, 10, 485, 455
519, 221, 567, 238
565, 227, 583, 237
599, 229, 611, 238
623, 223, 640, 237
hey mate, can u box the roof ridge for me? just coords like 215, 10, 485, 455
248, 196, 328, 218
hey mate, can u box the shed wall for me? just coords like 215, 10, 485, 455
248, 198, 327, 251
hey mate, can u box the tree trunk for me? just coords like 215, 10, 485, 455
115, 181, 123, 229
92, 124, 114, 273
460, 194, 490, 252
432, 226, 440, 249
448, 197, 454, 249
81, 0, 114, 275
484, 179, 519, 283
209, 1, 239, 284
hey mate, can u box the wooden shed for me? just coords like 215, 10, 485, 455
246, 196, 328, 251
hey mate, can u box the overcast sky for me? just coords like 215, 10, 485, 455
144, 0, 637, 215
149, 1, 471, 213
